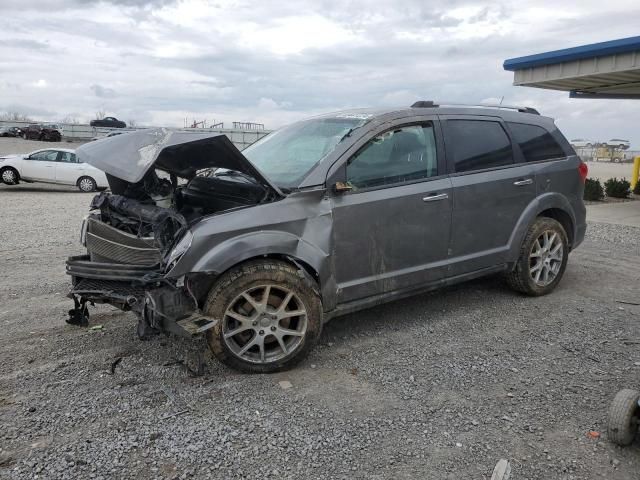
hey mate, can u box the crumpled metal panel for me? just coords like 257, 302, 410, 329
167, 188, 338, 310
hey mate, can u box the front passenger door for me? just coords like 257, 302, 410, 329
331, 121, 453, 303
20, 150, 59, 182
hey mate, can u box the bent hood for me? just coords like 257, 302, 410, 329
76, 128, 281, 194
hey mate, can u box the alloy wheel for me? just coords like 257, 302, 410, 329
222, 284, 308, 364
1, 169, 16, 184
529, 230, 563, 287
79, 178, 95, 192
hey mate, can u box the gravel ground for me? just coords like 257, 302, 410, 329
1, 183, 640, 479
0, 137, 86, 156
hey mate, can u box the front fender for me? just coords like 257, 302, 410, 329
506, 192, 577, 263
168, 230, 336, 309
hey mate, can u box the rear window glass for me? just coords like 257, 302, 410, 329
446, 120, 513, 173
507, 122, 565, 162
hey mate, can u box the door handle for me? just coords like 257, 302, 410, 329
513, 178, 533, 186
422, 193, 449, 202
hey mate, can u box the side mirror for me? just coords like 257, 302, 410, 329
333, 181, 353, 193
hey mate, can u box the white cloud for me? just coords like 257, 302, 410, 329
0, 0, 639, 146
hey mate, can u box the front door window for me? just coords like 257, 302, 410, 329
346, 124, 437, 189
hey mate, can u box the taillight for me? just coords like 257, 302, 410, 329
578, 161, 588, 182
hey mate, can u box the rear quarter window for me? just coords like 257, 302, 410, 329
507, 122, 565, 162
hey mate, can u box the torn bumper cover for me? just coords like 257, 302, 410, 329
66, 255, 217, 337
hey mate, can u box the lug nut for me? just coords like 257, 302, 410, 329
252, 320, 258, 326
271, 326, 276, 331
259, 330, 264, 335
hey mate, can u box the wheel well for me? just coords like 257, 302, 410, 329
187, 254, 321, 307
0, 166, 20, 180
538, 208, 574, 247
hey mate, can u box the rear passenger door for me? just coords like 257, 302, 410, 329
55, 151, 83, 185
20, 150, 59, 182
442, 116, 536, 276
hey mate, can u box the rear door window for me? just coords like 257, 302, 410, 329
58, 152, 76, 163
446, 120, 513, 173
507, 122, 565, 162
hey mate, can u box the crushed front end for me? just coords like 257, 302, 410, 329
65, 129, 281, 339
66, 191, 214, 338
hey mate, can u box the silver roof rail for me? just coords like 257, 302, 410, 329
410, 101, 540, 115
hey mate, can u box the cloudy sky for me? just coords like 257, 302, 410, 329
1, 0, 640, 144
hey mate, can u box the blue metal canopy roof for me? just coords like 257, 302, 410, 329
504, 36, 640, 71
504, 36, 640, 99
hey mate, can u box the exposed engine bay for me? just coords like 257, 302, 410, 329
87, 168, 274, 263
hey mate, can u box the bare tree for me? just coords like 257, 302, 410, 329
127, 119, 137, 128
60, 115, 79, 124
0, 111, 33, 122
94, 110, 106, 120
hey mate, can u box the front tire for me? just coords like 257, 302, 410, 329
505, 217, 569, 296
608, 389, 640, 446
205, 260, 322, 373
77, 176, 97, 192
0, 167, 19, 185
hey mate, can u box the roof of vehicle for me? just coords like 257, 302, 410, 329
312, 103, 552, 124
28, 148, 76, 154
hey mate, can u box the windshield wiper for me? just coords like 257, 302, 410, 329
338, 128, 355, 144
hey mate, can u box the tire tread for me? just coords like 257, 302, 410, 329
608, 389, 640, 446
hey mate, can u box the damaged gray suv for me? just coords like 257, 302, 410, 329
67, 102, 587, 372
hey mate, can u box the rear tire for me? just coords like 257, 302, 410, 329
77, 176, 97, 192
505, 217, 569, 296
0, 167, 19, 185
204, 260, 322, 373
608, 389, 640, 446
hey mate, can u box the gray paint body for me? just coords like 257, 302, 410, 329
166, 106, 586, 319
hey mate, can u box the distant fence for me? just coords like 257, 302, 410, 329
0, 120, 270, 151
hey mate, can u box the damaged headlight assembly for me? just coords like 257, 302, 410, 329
165, 230, 193, 271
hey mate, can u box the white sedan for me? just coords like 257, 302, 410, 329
0, 148, 108, 192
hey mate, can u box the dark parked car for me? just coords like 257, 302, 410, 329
67, 103, 587, 373
0, 126, 23, 137
22, 124, 62, 142
90, 116, 126, 128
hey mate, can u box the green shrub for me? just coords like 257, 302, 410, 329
633, 181, 640, 195
604, 177, 631, 198
584, 178, 604, 201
